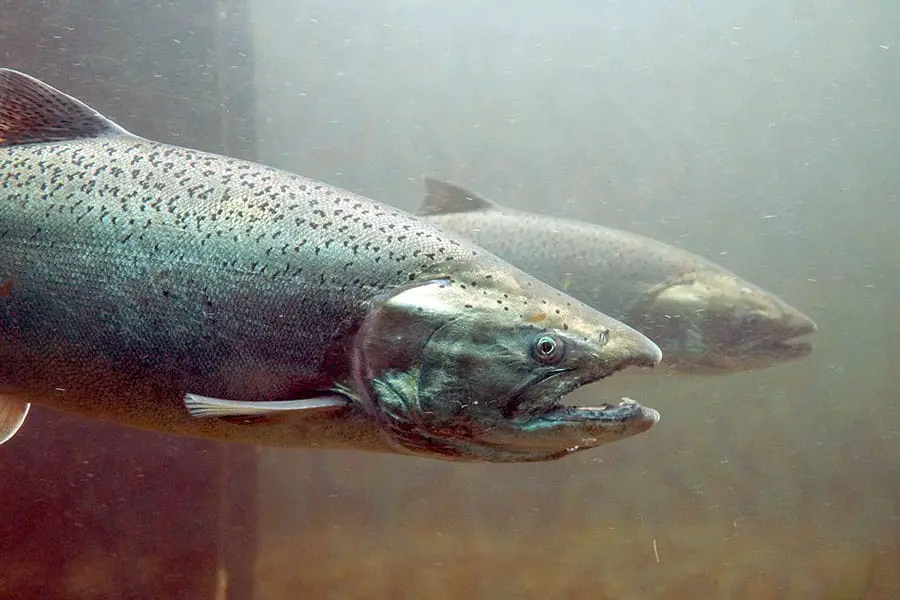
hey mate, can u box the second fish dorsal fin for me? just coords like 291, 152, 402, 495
0, 68, 134, 147
419, 177, 500, 216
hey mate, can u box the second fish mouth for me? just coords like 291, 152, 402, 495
751, 333, 815, 358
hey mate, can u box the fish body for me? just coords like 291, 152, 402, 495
0, 69, 662, 463
419, 179, 817, 374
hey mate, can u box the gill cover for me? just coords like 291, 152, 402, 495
352, 278, 469, 455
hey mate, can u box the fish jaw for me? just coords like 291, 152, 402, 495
648, 271, 818, 374
351, 265, 663, 463
487, 399, 661, 462
672, 316, 816, 374
728, 306, 817, 369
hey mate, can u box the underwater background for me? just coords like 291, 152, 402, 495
1, 0, 898, 598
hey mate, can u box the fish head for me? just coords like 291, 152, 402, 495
351, 265, 663, 462
646, 271, 817, 373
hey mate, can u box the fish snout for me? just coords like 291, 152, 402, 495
626, 326, 664, 369
774, 295, 818, 336
599, 320, 663, 372
795, 312, 818, 335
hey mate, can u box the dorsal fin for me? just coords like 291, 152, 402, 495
0, 68, 133, 146
419, 177, 500, 216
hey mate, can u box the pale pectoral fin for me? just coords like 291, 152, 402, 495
183, 394, 349, 419
0, 397, 31, 444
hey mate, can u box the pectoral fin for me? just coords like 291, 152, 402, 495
183, 394, 349, 419
0, 397, 30, 444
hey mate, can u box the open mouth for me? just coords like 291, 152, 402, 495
490, 394, 659, 459
513, 362, 660, 428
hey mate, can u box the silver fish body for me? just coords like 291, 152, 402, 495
0, 69, 662, 463
419, 178, 817, 374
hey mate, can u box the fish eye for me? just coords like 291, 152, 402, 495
532, 333, 565, 365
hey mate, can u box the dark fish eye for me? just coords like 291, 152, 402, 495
532, 333, 565, 365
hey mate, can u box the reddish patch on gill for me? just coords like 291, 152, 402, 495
0, 279, 17, 297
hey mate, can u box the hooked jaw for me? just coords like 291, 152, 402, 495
508, 399, 661, 461
476, 324, 663, 463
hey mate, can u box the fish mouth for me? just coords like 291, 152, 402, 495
748, 318, 817, 362
498, 394, 660, 461
510, 344, 660, 417
764, 335, 814, 358
674, 331, 815, 374
778, 318, 818, 354
532, 339, 662, 442
499, 369, 660, 460
537, 367, 658, 428
540, 397, 660, 429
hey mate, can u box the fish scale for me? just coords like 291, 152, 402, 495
0, 69, 662, 462
1, 135, 494, 396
